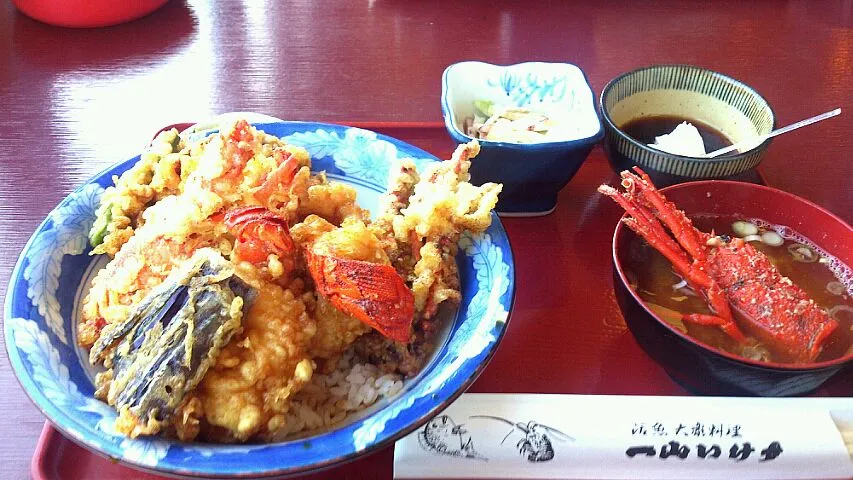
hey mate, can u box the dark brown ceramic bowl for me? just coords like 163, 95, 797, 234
612, 180, 853, 396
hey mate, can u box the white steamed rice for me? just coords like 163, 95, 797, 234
272, 351, 404, 439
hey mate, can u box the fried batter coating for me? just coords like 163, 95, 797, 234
266, 168, 369, 226
311, 216, 391, 264
398, 141, 500, 238
82, 123, 299, 348
300, 180, 369, 225
191, 280, 316, 442
90, 249, 251, 438
378, 141, 500, 317
372, 161, 421, 275
375, 161, 421, 221
308, 295, 371, 365
356, 140, 500, 375
292, 215, 390, 362
79, 194, 226, 348
90, 129, 186, 257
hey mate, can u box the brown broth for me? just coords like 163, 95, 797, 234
621, 115, 733, 153
624, 214, 853, 364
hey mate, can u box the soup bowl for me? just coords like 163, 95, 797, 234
611, 180, 852, 396
600, 65, 775, 184
4, 121, 515, 477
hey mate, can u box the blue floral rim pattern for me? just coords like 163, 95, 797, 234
4, 122, 515, 478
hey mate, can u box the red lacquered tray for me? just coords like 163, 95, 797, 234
31, 122, 853, 480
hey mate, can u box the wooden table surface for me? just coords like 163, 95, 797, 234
1, 0, 851, 478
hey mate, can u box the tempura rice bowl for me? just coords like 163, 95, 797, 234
4, 121, 514, 477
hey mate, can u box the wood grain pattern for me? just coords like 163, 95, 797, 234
1, 0, 851, 478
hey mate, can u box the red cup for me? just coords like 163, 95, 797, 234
13, 0, 170, 28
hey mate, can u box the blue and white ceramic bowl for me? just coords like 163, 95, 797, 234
442, 61, 604, 216
4, 121, 515, 478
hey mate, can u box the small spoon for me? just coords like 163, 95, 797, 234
702, 108, 841, 158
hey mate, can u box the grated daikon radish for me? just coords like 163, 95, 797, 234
647, 122, 707, 157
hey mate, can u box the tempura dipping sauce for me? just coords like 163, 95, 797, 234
621, 115, 733, 155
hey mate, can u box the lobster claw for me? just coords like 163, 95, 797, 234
305, 249, 415, 343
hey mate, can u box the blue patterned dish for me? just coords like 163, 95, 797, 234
442, 61, 603, 216
4, 122, 515, 478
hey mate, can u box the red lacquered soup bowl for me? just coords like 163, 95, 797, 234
612, 180, 853, 396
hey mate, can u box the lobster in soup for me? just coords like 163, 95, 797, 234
600, 168, 852, 364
